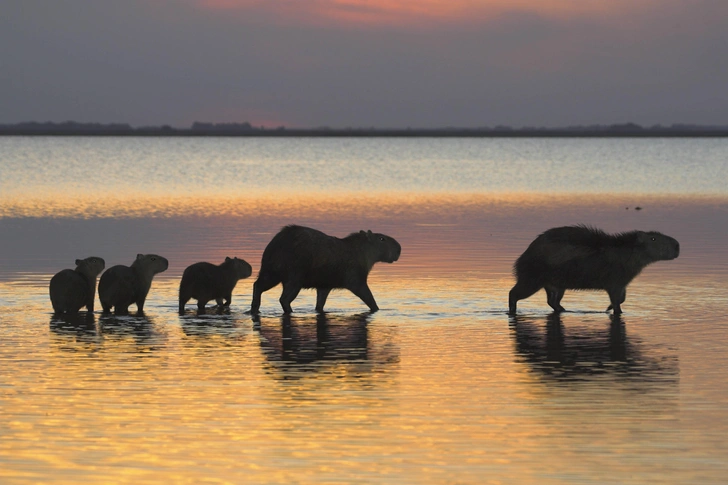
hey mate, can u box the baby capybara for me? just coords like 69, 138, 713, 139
49, 256, 106, 314
509, 225, 679, 315
179, 257, 253, 313
98, 254, 169, 315
250, 225, 401, 314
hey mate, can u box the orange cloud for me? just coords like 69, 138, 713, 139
195, 0, 661, 27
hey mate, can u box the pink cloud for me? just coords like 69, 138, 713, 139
193, 0, 663, 28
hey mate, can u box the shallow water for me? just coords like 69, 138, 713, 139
1, 137, 728, 483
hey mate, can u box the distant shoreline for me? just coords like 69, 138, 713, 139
2, 122, 727, 137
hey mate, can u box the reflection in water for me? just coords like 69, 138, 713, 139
254, 312, 400, 380
179, 310, 249, 342
257, 313, 370, 364
49, 312, 99, 345
510, 313, 679, 385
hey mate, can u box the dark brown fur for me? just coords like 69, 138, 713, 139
179, 257, 253, 313
250, 225, 401, 314
49, 257, 106, 314
99, 254, 169, 315
509, 225, 679, 315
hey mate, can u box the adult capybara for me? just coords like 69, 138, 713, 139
179, 257, 253, 313
49, 257, 106, 314
509, 225, 679, 315
98, 254, 169, 315
250, 225, 401, 314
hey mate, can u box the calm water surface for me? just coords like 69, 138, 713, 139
1, 137, 727, 483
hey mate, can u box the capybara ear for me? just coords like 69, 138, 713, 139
360, 230, 366, 236
225, 257, 232, 262
137, 254, 144, 260
75, 259, 82, 265
366, 230, 374, 241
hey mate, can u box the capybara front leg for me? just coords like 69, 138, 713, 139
508, 281, 541, 314
606, 288, 626, 312
607, 288, 624, 315
315, 288, 331, 313
351, 284, 378, 312
279, 283, 301, 314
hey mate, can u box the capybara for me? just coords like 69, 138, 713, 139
179, 257, 253, 313
49, 257, 106, 314
98, 254, 169, 315
250, 225, 401, 314
509, 225, 680, 315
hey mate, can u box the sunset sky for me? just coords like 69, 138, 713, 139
2, 0, 726, 128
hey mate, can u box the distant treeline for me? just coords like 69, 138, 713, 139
1, 121, 727, 137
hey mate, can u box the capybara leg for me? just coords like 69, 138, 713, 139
115, 305, 129, 316
606, 288, 626, 312
279, 283, 301, 314
546, 286, 566, 312
607, 289, 623, 315
197, 300, 208, 313
179, 297, 189, 314
351, 284, 378, 312
101, 302, 112, 314
251, 274, 279, 314
218, 296, 229, 307
315, 288, 331, 313
508, 281, 541, 314
136, 299, 146, 314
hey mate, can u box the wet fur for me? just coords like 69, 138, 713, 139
179, 257, 253, 313
509, 225, 680, 315
250, 225, 401, 314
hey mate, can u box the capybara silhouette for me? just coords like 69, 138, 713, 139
179, 257, 253, 313
250, 225, 401, 314
98, 254, 169, 315
49, 257, 106, 314
509, 225, 679, 315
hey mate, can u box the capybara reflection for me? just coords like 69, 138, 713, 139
98, 254, 169, 315
49, 257, 106, 314
179, 257, 253, 313
509, 225, 679, 315
250, 225, 401, 314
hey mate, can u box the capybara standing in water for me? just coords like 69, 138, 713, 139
509, 225, 680, 315
179, 257, 253, 313
250, 225, 401, 314
49, 257, 106, 314
98, 254, 169, 315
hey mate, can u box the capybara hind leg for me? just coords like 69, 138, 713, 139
251, 274, 279, 314
509, 281, 541, 314
315, 288, 331, 313
197, 300, 208, 313
351, 284, 378, 312
279, 283, 301, 314
546, 286, 566, 312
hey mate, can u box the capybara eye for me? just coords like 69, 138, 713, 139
379, 236, 385, 241
151, 257, 156, 261
651, 237, 656, 241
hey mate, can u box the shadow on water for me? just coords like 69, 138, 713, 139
509, 312, 679, 387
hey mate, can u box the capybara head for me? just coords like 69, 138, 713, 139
76, 257, 105, 275
637, 231, 680, 262
133, 253, 169, 274
363, 230, 401, 263
226, 257, 253, 279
